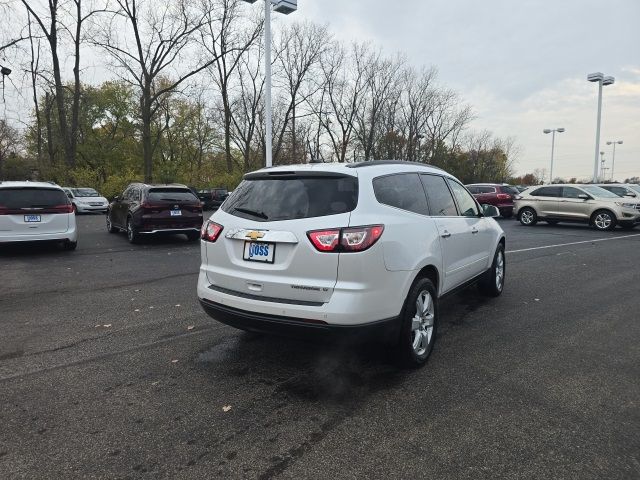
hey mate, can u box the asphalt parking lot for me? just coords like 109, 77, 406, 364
1, 214, 639, 479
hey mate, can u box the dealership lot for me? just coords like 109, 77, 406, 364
1, 215, 639, 479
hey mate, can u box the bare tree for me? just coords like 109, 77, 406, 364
94, 0, 235, 182
272, 21, 330, 164
200, 0, 261, 173
353, 49, 404, 161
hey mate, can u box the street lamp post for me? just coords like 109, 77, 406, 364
242, 0, 297, 168
606, 140, 623, 181
600, 151, 606, 182
543, 127, 565, 184
587, 72, 615, 183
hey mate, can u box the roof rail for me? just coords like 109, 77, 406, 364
346, 160, 445, 172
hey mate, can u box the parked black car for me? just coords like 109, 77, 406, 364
196, 188, 229, 210
106, 183, 203, 243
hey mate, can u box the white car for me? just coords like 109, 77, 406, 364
63, 187, 109, 213
0, 181, 78, 250
197, 162, 505, 366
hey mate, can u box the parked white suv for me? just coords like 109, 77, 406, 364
0, 181, 78, 250
197, 162, 506, 366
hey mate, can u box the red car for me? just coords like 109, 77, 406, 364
465, 183, 520, 218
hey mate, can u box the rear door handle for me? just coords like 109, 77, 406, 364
441, 230, 451, 238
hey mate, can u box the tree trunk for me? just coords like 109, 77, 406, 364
141, 90, 153, 182
45, 92, 55, 166
223, 92, 232, 174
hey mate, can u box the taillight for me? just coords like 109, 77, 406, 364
201, 220, 223, 242
307, 229, 340, 251
496, 193, 511, 200
50, 204, 74, 213
307, 225, 384, 253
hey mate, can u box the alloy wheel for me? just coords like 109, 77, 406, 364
411, 290, 435, 356
495, 250, 505, 291
594, 213, 612, 230
521, 210, 534, 225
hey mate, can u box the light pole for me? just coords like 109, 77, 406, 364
606, 140, 623, 181
600, 151, 606, 182
543, 127, 565, 184
587, 72, 615, 183
242, 0, 297, 168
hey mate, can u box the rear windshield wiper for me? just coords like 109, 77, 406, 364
233, 207, 269, 220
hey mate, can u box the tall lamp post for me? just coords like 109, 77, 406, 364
242, 0, 297, 168
599, 151, 606, 182
543, 127, 564, 184
606, 140, 623, 181
587, 72, 615, 183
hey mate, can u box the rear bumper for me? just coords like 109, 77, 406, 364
198, 297, 400, 342
0, 228, 78, 244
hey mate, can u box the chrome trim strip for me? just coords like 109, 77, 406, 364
208, 284, 325, 307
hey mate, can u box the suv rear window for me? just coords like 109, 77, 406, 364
501, 186, 520, 195
0, 187, 69, 208
147, 188, 198, 203
223, 175, 358, 222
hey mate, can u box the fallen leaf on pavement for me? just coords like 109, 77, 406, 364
187, 325, 194, 331
171, 359, 179, 363
222, 405, 232, 412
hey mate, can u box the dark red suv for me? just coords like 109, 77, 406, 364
465, 183, 520, 218
106, 183, 203, 243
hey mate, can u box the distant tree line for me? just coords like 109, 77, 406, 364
1, 0, 519, 197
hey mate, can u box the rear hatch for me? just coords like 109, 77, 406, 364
0, 187, 71, 235
204, 170, 358, 305
140, 187, 203, 229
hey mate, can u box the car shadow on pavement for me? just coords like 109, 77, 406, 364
0, 241, 74, 257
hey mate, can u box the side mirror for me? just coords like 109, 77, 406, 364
624, 192, 637, 197
577, 194, 590, 200
482, 204, 500, 218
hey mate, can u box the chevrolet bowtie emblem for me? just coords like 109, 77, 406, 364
245, 231, 265, 240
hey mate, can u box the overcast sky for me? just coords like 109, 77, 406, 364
298, 0, 640, 180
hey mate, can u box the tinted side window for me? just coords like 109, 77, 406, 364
448, 180, 479, 217
608, 187, 627, 197
466, 186, 479, 194
420, 174, 458, 216
480, 186, 496, 194
373, 173, 429, 215
530, 186, 561, 197
562, 187, 583, 199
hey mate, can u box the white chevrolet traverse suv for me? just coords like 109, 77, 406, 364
197, 162, 505, 366
0, 181, 78, 250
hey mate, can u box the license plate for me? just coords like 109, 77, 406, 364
170, 210, 182, 216
243, 241, 275, 263
24, 215, 41, 223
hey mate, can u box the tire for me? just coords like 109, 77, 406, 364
126, 217, 140, 244
106, 213, 118, 233
546, 220, 559, 225
186, 231, 200, 241
395, 277, 438, 368
518, 207, 537, 226
478, 244, 505, 297
591, 209, 617, 231
63, 240, 77, 251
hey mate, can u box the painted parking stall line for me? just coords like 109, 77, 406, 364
506, 233, 640, 254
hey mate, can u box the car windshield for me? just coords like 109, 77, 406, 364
71, 188, 100, 197
0, 187, 69, 208
581, 186, 621, 198
147, 188, 198, 203
223, 175, 358, 222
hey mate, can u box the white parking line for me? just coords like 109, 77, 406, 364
506, 233, 640, 254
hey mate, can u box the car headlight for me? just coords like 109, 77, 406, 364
615, 202, 638, 208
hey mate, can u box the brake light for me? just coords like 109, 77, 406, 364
201, 221, 223, 242
307, 225, 384, 253
307, 229, 340, 251
496, 193, 511, 200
